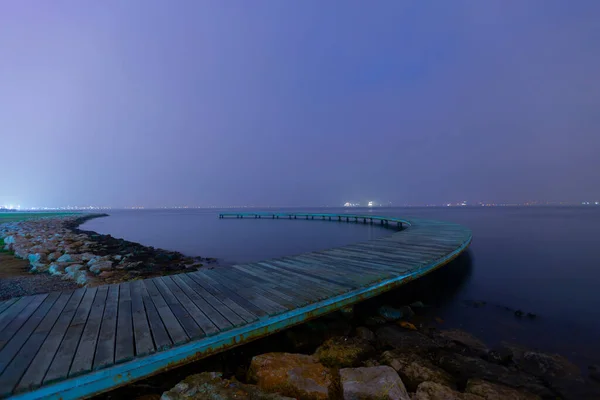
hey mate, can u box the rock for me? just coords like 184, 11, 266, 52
113, 255, 122, 261
79, 252, 96, 262
3, 236, 15, 250
57, 253, 73, 263
89, 261, 113, 274
439, 329, 489, 355
47, 251, 62, 262
48, 263, 66, 276
74, 270, 91, 285
98, 271, 117, 279
465, 379, 541, 399
517, 350, 580, 381
65, 264, 85, 279
314, 336, 375, 368
377, 305, 412, 321
397, 321, 417, 331
486, 346, 513, 366
410, 301, 426, 309
161, 371, 294, 400
247, 353, 332, 400
355, 327, 376, 342
381, 350, 455, 392
413, 381, 482, 400
434, 352, 552, 397
376, 326, 438, 354
28, 253, 47, 272
339, 366, 410, 400
365, 316, 387, 327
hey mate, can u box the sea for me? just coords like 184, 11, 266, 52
81, 206, 600, 369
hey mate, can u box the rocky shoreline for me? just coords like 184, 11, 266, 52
0, 213, 205, 298
100, 298, 600, 400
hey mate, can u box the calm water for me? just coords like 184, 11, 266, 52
82, 206, 600, 368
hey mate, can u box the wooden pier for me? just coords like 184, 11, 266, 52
0, 213, 471, 399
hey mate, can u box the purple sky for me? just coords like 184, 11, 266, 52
1, 1, 599, 208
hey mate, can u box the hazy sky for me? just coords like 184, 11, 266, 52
1, 1, 599, 208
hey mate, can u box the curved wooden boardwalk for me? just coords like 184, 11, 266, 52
0, 213, 471, 400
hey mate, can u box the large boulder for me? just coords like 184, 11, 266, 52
247, 353, 332, 400
376, 326, 438, 355
355, 327, 376, 342
381, 350, 454, 391
413, 381, 482, 400
2, 235, 15, 250
314, 336, 375, 368
339, 366, 410, 400
465, 379, 540, 400
161, 372, 294, 400
89, 261, 113, 274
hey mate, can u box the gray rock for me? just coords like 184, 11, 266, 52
47, 251, 62, 262
89, 261, 113, 274
74, 270, 91, 286
340, 366, 410, 400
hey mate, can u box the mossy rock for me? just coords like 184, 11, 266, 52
314, 336, 375, 368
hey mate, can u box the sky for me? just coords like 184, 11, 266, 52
1, 1, 599, 208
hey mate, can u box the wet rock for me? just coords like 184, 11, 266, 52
413, 381, 482, 400
339, 366, 410, 400
89, 261, 113, 274
376, 326, 438, 354
381, 350, 454, 392
439, 329, 489, 355
465, 378, 541, 399
355, 327, 375, 342
161, 371, 294, 400
247, 353, 332, 400
314, 336, 375, 368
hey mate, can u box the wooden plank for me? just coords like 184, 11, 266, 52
170, 275, 233, 332
187, 272, 258, 323
193, 271, 272, 317
115, 282, 134, 364
256, 261, 344, 297
0, 291, 71, 396
94, 285, 120, 370
0, 297, 34, 334
129, 280, 155, 356
232, 265, 314, 305
138, 280, 172, 352
160, 276, 220, 336
177, 274, 246, 327
0, 292, 59, 379
152, 277, 205, 339
0, 298, 18, 315
15, 289, 85, 392
69, 286, 109, 376
44, 287, 97, 384
264, 259, 356, 289
143, 279, 188, 346
208, 268, 296, 312
0, 294, 47, 352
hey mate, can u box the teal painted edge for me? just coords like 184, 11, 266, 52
10, 233, 472, 400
